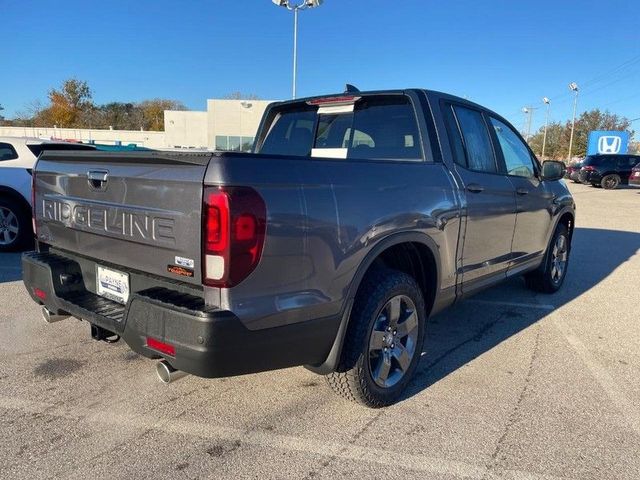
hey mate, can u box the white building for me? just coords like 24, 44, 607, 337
165, 99, 275, 150
0, 99, 276, 150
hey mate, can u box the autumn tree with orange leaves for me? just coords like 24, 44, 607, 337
8, 78, 187, 131
38, 79, 94, 128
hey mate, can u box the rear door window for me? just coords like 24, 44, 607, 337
0, 142, 19, 161
602, 156, 617, 169
258, 96, 422, 160
585, 156, 613, 168
441, 104, 467, 167
619, 156, 640, 169
450, 105, 498, 173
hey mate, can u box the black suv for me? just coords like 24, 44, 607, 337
579, 154, 640, 189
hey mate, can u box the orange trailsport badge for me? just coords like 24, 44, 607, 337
167, 265, 194, 277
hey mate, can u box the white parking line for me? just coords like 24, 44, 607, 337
465, 299, 555, 311
0, 394, 568, 480
553, 322, 640, 436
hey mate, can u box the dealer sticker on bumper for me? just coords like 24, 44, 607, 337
96, 265, 130, 304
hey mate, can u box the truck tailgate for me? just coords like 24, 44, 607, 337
34, 151, 212, 286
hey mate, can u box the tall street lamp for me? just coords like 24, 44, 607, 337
272, 0, 323, 99
522, 106, 536, 141
567, 82, 579, 162
541, 97, 550, 159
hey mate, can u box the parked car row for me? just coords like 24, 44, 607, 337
631, 163, 640, 187
564, 154, 640, 190
565, 160, 584, 183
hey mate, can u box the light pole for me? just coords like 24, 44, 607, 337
541, 97, 550, 159
522, 106, 536, 141
567, 82, 579, 162
272, 0, 323, 99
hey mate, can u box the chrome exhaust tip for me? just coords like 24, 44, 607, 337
156, 360, 188, 384
41, 306, 70, 323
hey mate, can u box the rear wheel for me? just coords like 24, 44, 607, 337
525, 223, 570, 293
0, 198, 32, 252
325, 268, 426, 408
601, 174, 620, 190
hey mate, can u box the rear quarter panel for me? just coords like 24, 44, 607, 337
204, 154, 461, 331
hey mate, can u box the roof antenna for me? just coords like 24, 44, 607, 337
344, 84, 360, 93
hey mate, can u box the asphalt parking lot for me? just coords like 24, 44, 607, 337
0, 181, 638, 480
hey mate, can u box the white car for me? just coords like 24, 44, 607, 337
0, 137, 96, 251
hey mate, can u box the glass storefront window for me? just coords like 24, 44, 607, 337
215, 135, 255, 152
241, 137, 254, 152
215, 136, 228, 151
228, 136, 241, 152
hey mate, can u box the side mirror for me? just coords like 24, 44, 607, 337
541, 160, 566, 181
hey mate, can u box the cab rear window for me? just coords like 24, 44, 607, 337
258, 96, 422, 161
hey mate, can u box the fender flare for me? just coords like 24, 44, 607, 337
306, 231, 441, 375
548, 206, 575, 246
536, 206, 575, 273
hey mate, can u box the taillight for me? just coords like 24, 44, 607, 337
31, 170, 37, 237
582, 165, 596, 171
203, 186, 266, 288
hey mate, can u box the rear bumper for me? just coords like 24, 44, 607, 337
22, 251, 337, 378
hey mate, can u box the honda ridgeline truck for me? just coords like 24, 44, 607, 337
22, 88, 574, 407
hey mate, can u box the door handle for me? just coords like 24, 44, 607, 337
516, 188, 529, 196
466, 184, 484, 193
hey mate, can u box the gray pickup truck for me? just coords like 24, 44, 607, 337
22, 88, 574, 407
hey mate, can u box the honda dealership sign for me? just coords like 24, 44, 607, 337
587, 131, 629, 155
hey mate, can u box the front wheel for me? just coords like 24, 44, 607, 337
525, 223, 570, 293
325, 268, 426, 408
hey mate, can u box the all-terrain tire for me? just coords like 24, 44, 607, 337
524, 223, 570, 293
325, 268, 426, 408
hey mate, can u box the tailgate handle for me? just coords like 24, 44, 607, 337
88, 170, 109, 191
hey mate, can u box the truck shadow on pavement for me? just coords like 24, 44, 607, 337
403, 227, 640, 401
0, 253, 22, 283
